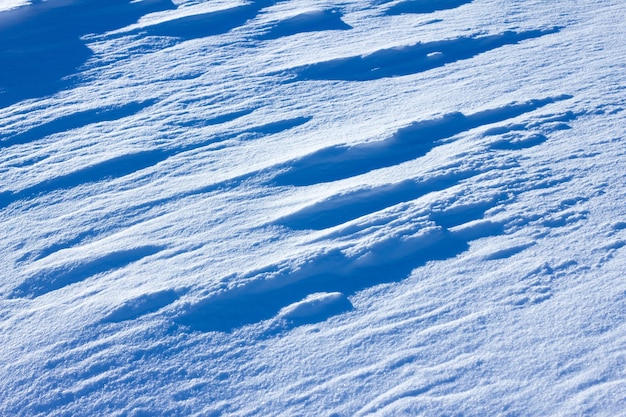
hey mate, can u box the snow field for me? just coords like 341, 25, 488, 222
1, 0, 625, 415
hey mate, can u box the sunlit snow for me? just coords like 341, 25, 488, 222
1, 0, 625, 415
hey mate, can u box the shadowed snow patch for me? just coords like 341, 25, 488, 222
258, 8, 351, 40
484, 242, 536, 260
273, 95, 572, 186
612, 221, 626, 231
384, 0, 473, 15
175, 226, 473, 333
0, 0, 176, 106
290, 28, 561, 81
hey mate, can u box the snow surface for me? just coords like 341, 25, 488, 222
0, 0, 28, 12
1, 0, 626, 415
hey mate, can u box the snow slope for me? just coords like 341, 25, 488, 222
1, 0, 625, 415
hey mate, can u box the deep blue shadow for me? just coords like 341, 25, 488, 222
0, 0, 176, 107
273, 95, 571, 187
290, 28, 560, 81
258, 8, 352, 40
385, 0, 473, 15
135, 0, 275, 40
175, 230, 472, 332
243, 116, 312, 136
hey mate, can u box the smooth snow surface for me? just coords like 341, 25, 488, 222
1, 0, 626, 415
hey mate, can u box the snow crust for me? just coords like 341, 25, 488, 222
1, 0, 625, 415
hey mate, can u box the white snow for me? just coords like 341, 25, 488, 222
1, 0, 625, 415
1, 0, 31, 11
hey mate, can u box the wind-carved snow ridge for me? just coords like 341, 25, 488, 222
288, 28, 561, 81
0, 108, 311, 211
275, 98, 579, 231
273, 95, 572, 187
175, 94, 580, 333
115, 1, 352, 43
121, 1, 274, 40
1, 0, 626, 415
177, 225, 470, 332
0, 99, 157, 150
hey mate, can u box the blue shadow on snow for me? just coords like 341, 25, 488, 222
175, 231, 472, 333
273, 95, 572, 187
257, 8, 352, 40
11, 245, 165, 299
277, 173, 480, 230
0, 99, 156, 148
384, 0, 473, 15
176, 197, 507, 333
290, 28, 560, 81
0, 112, 310, 210
0, 0, 176, 107
133, 0, 275, 40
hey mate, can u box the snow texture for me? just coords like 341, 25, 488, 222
1, 0, 626, 416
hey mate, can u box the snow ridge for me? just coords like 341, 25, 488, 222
1, 0, 625, 416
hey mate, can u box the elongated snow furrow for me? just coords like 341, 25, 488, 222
272, 96, 571, 186
289, 28, 561, 81
0, 0, 177, 107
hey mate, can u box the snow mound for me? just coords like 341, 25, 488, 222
277, 291, 352, 323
